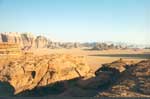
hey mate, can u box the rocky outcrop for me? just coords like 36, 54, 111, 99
91, 43, 117, 50
0, 56, 149, 97
20, 33, 36, 48
77, 59, 128, 89
0, 35, 2, 43
96, 60, 150, 97
0, 54, 90, 95
59, 59, 150, 97
35, 36, 48, 48
47, 42, 61, 49
0, 32, 129, 50
95, 59, 127, 75
0, 32, 49, 49
0, 43, 21, 55
0, 32, 24, 47
60, 42, 80, 49
0, 32, 82, 49
47, 42, 81, 49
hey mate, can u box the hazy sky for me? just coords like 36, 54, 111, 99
0, 0, 149, 44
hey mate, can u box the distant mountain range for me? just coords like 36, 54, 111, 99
0, 32, 149, 50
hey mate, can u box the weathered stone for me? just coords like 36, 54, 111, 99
96, 60, 150, 97
0, 54, 91, 95
0, 32, 49, 49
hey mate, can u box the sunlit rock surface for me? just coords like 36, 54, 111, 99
0, 54, 90, 94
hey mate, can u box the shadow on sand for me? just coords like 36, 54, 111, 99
89, 54, 150, 59
16, 78, 81, 97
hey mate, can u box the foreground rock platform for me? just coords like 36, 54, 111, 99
0, 54, 91, 95
0, 54, 149, 97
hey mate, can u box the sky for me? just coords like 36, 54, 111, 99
0, 0, 149, 44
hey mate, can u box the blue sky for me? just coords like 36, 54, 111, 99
0, 0, 149, 44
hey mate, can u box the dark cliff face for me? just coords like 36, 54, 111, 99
0, 32, 49, 49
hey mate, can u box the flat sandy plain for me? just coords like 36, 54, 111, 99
32, 48, 150, 72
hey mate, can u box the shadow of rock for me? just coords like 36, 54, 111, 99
15, 77, 80, 97
15, 74, 115, 97
0, 81, 15, 96
89, 54, 150, 59
57, 59, 128, 97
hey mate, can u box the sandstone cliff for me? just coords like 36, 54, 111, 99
0, 32, 81, 49
0, 32, 49, 49
0, 32, 127, 50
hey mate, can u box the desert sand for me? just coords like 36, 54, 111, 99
31, 48, 150, 71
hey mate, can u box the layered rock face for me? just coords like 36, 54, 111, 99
20, 33, 36, 48
0, 32, 22, 43
0, 32, 49, 49
0, 32, 81, 49
0, 54, 90, 95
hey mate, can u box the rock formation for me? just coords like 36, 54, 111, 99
0, 32, 128, 50
58, 59, 150, 97
35, 36, 48, 48
91, 43, 118, 50
0, 55, 149, 97
0, 54, 90, 95
0, 43, 21, 55
0, 32, 49, 49
96, 60, 150, 97
20, 33, 36, 48
95, 59, 127, 74
0, 32, 82, 49
77, 59, 128, 89
0, 32, 24, 47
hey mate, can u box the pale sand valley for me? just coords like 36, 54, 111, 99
0, 32, 150, 97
